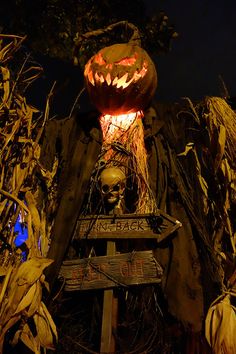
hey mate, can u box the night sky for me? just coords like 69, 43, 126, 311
145, 0, 236, 102
26, 0, 236, 115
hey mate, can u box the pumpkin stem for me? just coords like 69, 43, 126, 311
73, 21, 141, 65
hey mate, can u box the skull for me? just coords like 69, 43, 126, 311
100, 167, 126, 213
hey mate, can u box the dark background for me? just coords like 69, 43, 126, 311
2, 0, 236, 112
145, 0, 236, 102
46, 0, 236, 111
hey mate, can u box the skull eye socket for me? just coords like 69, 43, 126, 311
101, 183, 121, 194
102, 184, 109, 193
113, 184, 120, 192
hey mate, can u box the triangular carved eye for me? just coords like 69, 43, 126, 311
94, 52, 106, 65
116, 54, 137, 66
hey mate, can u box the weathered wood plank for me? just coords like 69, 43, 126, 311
74, 212, 181, 243
43, 117, 102, 286
100, 241, 116, 354
60, 250, 163, 291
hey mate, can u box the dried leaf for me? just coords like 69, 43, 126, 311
20, 323, 41, 354
40, 156, 59, 189
33, 143, 41, 160
39, 208, 48, 257
11, 328, 21, 346
0, 35, 25, 64
25, 190, 41, 244
214, 124, 226, 173
177, 142, 209, 213
34, 301, 57, 349
0, 266, 7, 277
26, 281, 42, 317
21, 66, 43, 85
192, 149, 209, 214
42, 279, 50, 293
205, 294, 236, 353
177, 142, 194, 156
0, 265, 13, 306
1, 66, 10, 107
0, 119, 21, 154
0, 258, 53, 324
205, 97, 236, 164
40, 301, 58, 341
0, 41, 15, 62
13, 282, 37, 315
0, 314, 21, 352
13, 257, 53, 287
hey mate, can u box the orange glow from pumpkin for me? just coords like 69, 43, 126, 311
99, 111, 143, 143
94, 52, 138, 66
84, 59, 148, 89
116, 54, 137, 66
94, 52, 106, 65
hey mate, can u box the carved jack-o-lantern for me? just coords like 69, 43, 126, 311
84, 43, 157, 115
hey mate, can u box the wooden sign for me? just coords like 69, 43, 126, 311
60, 250, 163, 291
74, 211, 182, 243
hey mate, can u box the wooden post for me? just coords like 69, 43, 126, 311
59, 211, 179, 351
100, 241, 118, 353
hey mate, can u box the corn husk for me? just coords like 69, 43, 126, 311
205, 293, 236, 353
0, 258, 55, 352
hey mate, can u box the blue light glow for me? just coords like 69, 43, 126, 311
14, 215, 28, 247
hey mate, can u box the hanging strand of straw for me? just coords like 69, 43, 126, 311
204, 97, 236, 168
99, 112, 157, 213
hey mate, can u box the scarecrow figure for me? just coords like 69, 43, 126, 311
41, 22, 224, 353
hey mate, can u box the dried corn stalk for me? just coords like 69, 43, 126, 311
202, 98, 236, 256
202, 98, 236, 351
0, 35, 58, 353
185, 97, 236, 260
203, 97, 236, 168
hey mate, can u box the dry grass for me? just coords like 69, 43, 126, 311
0, 34, 58, 353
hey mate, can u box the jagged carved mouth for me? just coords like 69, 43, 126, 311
84, 54, 148, 89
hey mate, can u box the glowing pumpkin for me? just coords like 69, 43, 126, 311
84, 43, 157, 115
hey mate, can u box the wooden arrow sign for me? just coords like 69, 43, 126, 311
60, 250, 163, 291
63, 210, 182, 353
74, 211, 182, 243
